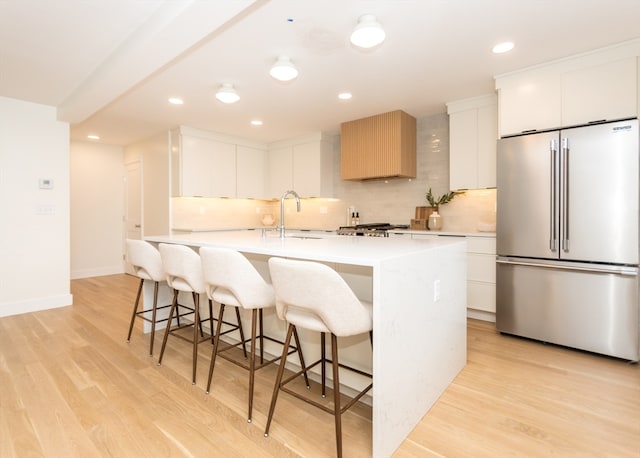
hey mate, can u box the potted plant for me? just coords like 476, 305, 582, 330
425, 188, 464, 230
425, 188, 463, 211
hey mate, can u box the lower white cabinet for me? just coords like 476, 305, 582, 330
466, 237, 496, 314
412, 233, 496, 316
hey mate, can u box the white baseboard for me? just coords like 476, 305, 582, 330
0, 293, 73, 318
71, 266, 124, 279
467, 308, 496, 322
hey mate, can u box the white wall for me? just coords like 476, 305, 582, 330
0, 97, 72, 317
70, 141, 125, 278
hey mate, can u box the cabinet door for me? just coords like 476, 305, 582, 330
293, 142, 321, 197
449, 110, 477, 190
181, 135, 236, 197
561, 57, 637, 126
237, 145, 266, 198
267, 146, 293, 198
180, 135, 216, 196
209, 141, 236, 197
476, 104, 497, 188
497, 69, 561, 136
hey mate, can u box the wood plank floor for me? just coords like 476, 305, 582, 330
1, 273, 638, 457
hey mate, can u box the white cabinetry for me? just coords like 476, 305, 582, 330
496, 44, 640, 137
267, 133, 335, 198
561, 57, 637, 127
496, 68, 561, 136
465, 236, 496, 315
171, 127, 268, 198
236, 145, 266, 198
447, 94, 497, 190
412, 233, 496, 319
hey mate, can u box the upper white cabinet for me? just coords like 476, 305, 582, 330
561, 57, 638, 126
447, 94, 497, 190
496, 42, 640, 137
267, 133, 335, 198
236, 145, 266, 198
496, 68, 562, 136
178, 134, 236, 197
171, 126, 267, 198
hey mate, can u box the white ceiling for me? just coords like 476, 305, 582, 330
2, 0, 640, 146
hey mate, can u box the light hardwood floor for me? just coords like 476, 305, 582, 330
1, 274, 638, 457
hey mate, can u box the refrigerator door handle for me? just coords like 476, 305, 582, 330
550, 139, 558, 251
496, 258, 638, 276
561, 137, 570, 252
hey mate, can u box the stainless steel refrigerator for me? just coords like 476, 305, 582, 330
496, 118, 639, 361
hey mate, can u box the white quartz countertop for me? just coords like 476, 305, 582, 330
146, 230, 464, 267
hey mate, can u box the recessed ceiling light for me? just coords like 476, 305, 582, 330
168, 97, 184, 105
492, 41, 514, 54
251, 120, 263, 126
338, 92, 352, 100
87, 135, 100, 140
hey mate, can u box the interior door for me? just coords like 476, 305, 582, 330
497, 130, 559, 259
561, 120, 638, 264
125, 160, 142, 274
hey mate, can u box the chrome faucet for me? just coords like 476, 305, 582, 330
279, 190, 301, 238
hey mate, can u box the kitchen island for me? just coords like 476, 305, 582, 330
145, 231, 467, 457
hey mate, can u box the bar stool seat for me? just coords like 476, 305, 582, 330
264, 257, 373, 458
199, 247, 308, 423
125, 239, 173, 356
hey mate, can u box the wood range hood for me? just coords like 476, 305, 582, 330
340, 109, 417, 180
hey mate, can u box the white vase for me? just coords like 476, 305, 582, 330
428, 211, 442, 230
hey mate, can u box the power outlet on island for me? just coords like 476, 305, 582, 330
433, 279, 441, 302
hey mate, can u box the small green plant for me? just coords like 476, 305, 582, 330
426, 188, 463, 208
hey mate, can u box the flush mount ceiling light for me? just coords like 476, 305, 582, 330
269, 56, 298, 81
168, 97, 184, 105
492, 41, 514, 54
215, 83, 240, 103
350, 14, 385, 48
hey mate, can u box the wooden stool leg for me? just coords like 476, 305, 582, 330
235, 307, 247, 358
248, 309, 258, 423
205, 304, 227, 394
264, 323, 295, 437
292, 326, 310, 388
158, 289, 179, 365
331, 333, 343, 458
192, 294, 200, 385
148, 281, 159, 356
127, 278, 144, 342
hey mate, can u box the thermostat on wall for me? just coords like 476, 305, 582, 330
39, 178, 54, 189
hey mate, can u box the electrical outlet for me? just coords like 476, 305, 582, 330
433, 279, 441, 301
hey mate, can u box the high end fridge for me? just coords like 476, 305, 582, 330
496, 118, 639, 361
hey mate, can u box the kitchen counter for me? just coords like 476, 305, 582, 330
145, 231, 467, 457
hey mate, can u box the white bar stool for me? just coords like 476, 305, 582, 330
200, 247, 308, 423
264, 257, 373, 458
125, 239, 176, 356
157, 243, 216, 385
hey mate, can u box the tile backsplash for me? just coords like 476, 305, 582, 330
172, 112, 496, 233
